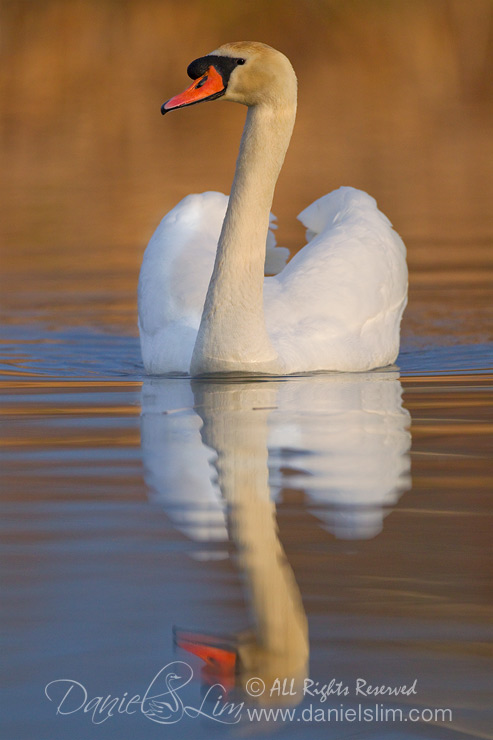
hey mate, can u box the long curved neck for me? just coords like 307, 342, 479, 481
190, 101, 296, 376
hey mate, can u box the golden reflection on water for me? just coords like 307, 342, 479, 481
140, 372, 416, 702
1, 5, 492, 732
2, 369, 491, 731
192, 380, 309, 703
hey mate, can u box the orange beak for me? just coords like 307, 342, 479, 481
173, 627, 238, 674
161, 66, 226, 114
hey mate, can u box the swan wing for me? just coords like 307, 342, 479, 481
138, 192, 226, 373
138, 192, 287, 374
265, 187, 408, 372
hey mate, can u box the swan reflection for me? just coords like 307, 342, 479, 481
140, 372, 411, 702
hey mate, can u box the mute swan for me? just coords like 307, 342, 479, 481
140, 374, 410, 693
138, 41, 408, 376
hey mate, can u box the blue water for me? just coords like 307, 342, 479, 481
1, 324, 491, 380
1, 324, 492, 740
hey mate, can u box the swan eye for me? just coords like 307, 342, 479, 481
236, 58, 246, 65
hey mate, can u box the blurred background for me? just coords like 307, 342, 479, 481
0, 0, 492, 337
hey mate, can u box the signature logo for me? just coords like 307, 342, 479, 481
45, 661, 243, 725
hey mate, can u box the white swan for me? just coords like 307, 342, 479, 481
138, 41, 408, 376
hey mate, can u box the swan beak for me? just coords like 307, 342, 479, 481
173, 627, 238, 674
161, 66, 226, 114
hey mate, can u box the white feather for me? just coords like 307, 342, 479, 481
138, 186, 407, 374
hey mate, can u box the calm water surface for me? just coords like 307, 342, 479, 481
2, 3, 492, 736
1, 297, 492, 740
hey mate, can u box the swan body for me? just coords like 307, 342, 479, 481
138, 42, 407, 376
138, 191, 288, 374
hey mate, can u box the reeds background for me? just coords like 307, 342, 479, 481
1, 0, 492, 332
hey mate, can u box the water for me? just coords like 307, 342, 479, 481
1, 313, 491, 739
2, 2, 492, 735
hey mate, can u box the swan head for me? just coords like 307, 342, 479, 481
161, 41, 297, 114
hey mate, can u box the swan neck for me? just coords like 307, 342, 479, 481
191, 102, 296, 376
230, 103, 295, 216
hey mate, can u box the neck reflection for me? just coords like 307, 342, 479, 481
140, 372, 411, 703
